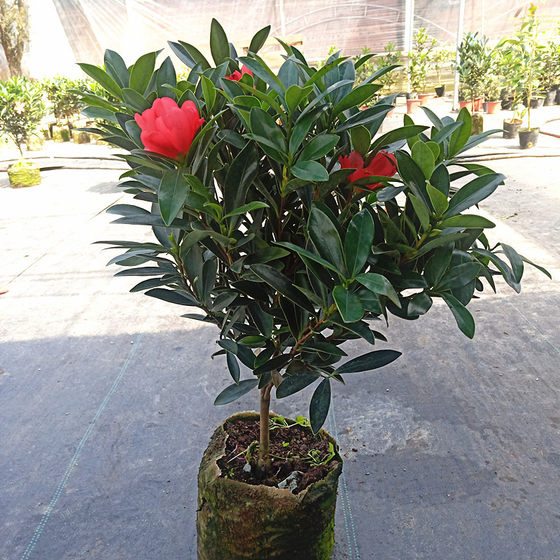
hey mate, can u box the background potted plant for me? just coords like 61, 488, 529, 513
456, 32, 491, 113
539, 40, 560, 106
0, 77, 46, 188
408, 28, 437, 106
433, 45, 453, 97
502, 4, 543, 149
80, 19, 548, 559
483, 52, 503, 114
45, 76, 88, 142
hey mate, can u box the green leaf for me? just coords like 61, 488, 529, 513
409, 193, 430, 231
291, 160, 329, 182
350, 126, 371, 154
224, 142, 259, 214
411, 141, 435, 179
437, 262, 481, 290
308, 206, 345, 271
223, 201, 269, 219
424, 247, 453, 286
250, 264, 316, 313
253, 354, 292, 375
336, 349, 401, 374
309, 379, 331, 434
440, 293, 475, 338
248, 25, 271, 54
344, 210, 374, 278
277, 372, 319, 398
289, 114, 315, 153
104, 49, 129, 88
275, 242, 341, 275
214, 379, 259, 405
129, 51, 158, 95
78, 63, 122, 99
169, 41, 211, 70
501, 243, 524, 283
427, 183, 449, 216
226, 352, 240, 383
210, 18, 230, 65
249, 107, 286, 152
369, 125, 428, 154
440, 214, 495, 229
443, 173, 505, 218
158, 169, 189, 226
145, 288, 198, 307
201, 75, 216, 112
395, 150, 430, 208
332, 83, 379, 115
333, 286, 364, 323
239, 55, 285, 95
448, 108, 472, 156
415, 232, 468, 258
299, 134, 339, 162
121, 88, 151, 112
355, 273, 400, 306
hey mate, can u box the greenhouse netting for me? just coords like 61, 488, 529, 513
19, 0, 560, 78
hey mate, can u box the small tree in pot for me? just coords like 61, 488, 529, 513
0, 76, 45, 187
456, 32, 491, 110
80, 20, 548, 559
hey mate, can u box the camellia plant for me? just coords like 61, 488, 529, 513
79, 19, 549, 558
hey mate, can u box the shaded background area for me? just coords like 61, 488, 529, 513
19, 0, 560, 79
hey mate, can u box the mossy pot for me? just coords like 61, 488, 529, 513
8, 162, 41, 188
197, 411, 343, 560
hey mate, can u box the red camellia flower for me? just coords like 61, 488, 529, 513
339, 150, 397, 190
134, 97, 204, 160
225, 65, 254, 81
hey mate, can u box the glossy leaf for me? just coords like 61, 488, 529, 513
78, 63, 122, 98
448, 108, 472, 156
440, 214, 495, 229
299, 134, 339, 162
333, 286, 364, 323
129, 51, 158, 94
226, 352, 240, 383
276, 372, 319, 398
427, 183, 449, 216
210, 18, 229, 65
214, 379, 258, 405
443, 173, 505, 218
158, 169, 188, 226
437, 262, 481, 290
309, 378, 331, 434
336, 349, 401, 374
248, 25, 271, 54
308, 206, 345, 272
440, 293, 475, 338
355, 273, 400, 306
292, 160, 329, 182
411, 141, 435, 179
345, 210, 374, 278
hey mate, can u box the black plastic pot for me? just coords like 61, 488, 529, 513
518, 128, 539, 149
482, 102, 488, 112
529, 97, 544, 109
544, 88, 557, 106
435, 85, 445, 97
556, 86, 560, 105
503, 119, 522, 139
501, 99, 513, 110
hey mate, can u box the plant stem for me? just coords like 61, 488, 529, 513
258, 383, 272, 473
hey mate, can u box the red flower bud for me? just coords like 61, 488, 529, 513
225, 65, 254, 82
134, 97, 204, 160
339, 150, 397, 190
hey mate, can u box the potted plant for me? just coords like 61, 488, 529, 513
483, 60, 503, 114
80, 20, 548, 559
501, 5, 543, 148
0, 77, 46, 187
539, 40, 560, 106
45, 76, 88, 142
408, 28, 437, 107
456, 32, 491, 113
433, 45, 453, 97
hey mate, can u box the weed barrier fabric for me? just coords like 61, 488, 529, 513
197, 411, 342, 560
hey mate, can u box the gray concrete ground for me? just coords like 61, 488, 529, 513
1, 101, 560, 560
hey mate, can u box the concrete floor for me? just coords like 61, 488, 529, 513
1, 103, 559, 559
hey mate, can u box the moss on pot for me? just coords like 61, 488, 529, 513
7, 160, 41, 188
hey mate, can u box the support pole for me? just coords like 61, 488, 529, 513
404, 0, 415, 94
453, 0, 466, 111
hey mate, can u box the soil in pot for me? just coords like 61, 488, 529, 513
435, 85, 445, 97
197, 412, 342, 560
519, 128, 539, 149
503, 119, 522, 139
7, 161, 41, 188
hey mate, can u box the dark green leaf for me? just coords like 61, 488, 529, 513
355, 273, 400, 306
332, 84, 379, 115
411, 141, 435, 179
336, 349, 401, 374
226, 352, 240, 383
253, 354, 292, 375
276, 372, 319, 398
440, 214, 495, 229
333, 286, 364, 323
438, 262, 481, 290
223, 201, 269, 219
249, 107, 286, 152
275, 242, 341, 274
427, 183, 449, 216
448, 108, 472, 156
440, 293, 475, 338
248, 25, 271, 54
444, 173, 505, 218
370, 125, 427, 154
350, 126, 371, 154
309, 378, 331, 434
224, 142, 259, 214
158, 169, 188, 226
145, 288, 198, 307
129, 51, 158, 95
299, 134, 339, 161
308, 206, 345, 271
78, 63, 122, 98
210, 18, 229, 65
292, 160, 329, 182
501, 243, 524, 283
345, 210, 374, 278
214, 379, 258, 405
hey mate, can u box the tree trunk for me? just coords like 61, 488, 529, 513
257, 383, 272, 472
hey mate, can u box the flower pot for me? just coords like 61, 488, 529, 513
197, 412, 342, 560
406, 99, 422, 114
518, 128, 539, 149
486, 101, 501, 114
529, 97, 544, 109
501, 99, 513, 110
556, 87, 560, 105
26, 135, 45, 151
471, 113, 484, 135
418, 93, 432, 105
544, 88, 556, 106
458, 100, 473, 113
503, 119, 522, 139
474, 97, 483, 112
7, 162, 41, 188
72, 130, 91, 144
52, 125, 71, 142
435, 85, 445, 97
